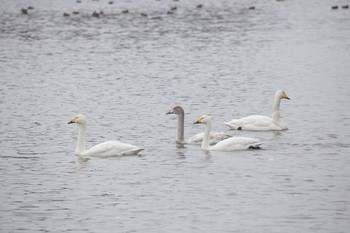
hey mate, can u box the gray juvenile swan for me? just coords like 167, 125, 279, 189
166, 106, 230, 144
68, 114, 144, 157
225, 90, 290, 131
195, 115, 262, 151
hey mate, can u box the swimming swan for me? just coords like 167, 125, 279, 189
166, 106, 230, 144
225, 90, 290, 131
194, 115, 262, 151
68, 114, 144, 157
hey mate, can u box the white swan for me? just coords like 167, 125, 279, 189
194, 115, 262, 151
68, 114, 144, 157
225, 90, 290, 131
166, 106, 231, 145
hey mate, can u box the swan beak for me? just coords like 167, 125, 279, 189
284, 96, 290, 100
166, 110, 173, 115
68, 117, 76, 124
194, 118, 202, 124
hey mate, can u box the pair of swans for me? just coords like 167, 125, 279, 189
166, 106, 231, 145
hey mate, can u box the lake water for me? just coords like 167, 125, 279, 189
1, 0, 350, 232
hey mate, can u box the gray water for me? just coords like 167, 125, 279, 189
1, 0, 350, 232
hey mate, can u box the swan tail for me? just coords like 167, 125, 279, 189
224, 122, 241, 130
121, 148, 144, 155
248, 142, 262, 150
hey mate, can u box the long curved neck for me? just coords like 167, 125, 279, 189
272, 95, 281, 112
176, 112, 185, 143
272, 96, 283, 124
201, 122, 211, 150
76, 123, 86, 154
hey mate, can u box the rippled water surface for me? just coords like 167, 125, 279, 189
1, 0, 350, 232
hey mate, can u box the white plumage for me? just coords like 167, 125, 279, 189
225, 90, 290, 131
68, 114, 143, 157
195, 115, 262, 151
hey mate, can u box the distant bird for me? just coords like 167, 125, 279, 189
167, 11, 174, 15
248, 6, 255, 10
196, 4, 203, 9
170, 6, 177, 11
122, 9, 129, 14
342, 5, 349, 9
331, 6, 339, 10
73, 11, 79, 15
99, 10, 104, 15
76, 0, 82, 3
108, 1, 113, 4
21, 8, 28, 14
150, 16, 162, 20
140, 13, 148, 17
28, 6, 34, 10
92, 11, 100, 17
63, 12, 70, 17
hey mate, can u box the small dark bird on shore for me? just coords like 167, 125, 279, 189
248, 6, 255, 10
141, 13, 148, 17
73, 11, 79, 15
28, 6, 34, 10
63, 12, 70, 17
108, 1, 113, 4
196, 4, 203, 9
342, 5, 349, 9
122, 9, 129, 14
331, 6, 338, 10
76, 0, 82, 3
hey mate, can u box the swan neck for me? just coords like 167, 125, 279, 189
272, 96, 283, 125
201, 122, 211, 150
177, 112, 185, 143
272, 95, 281, 112
76, 123, 86, 154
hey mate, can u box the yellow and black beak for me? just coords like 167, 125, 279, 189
194, 117, 202, 124
68, 117, 77, 124
284, 95, 290, 100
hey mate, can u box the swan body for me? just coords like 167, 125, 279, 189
167, 106, 230, 145
195, 115, 262, 151
225, 90, 290, 131
68, 114, 143, 157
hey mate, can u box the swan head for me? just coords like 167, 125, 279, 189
194, 115, 211, 124
276, 90, 290, 100
166, 106, 184, 115
68, 114, 87, 125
